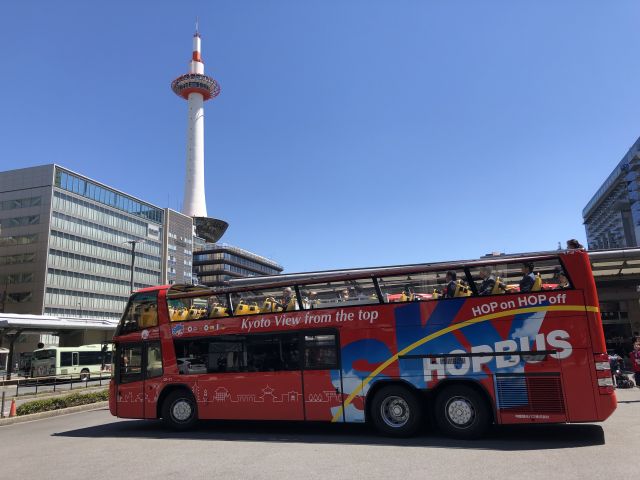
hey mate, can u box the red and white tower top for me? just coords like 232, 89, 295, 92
171, 28, 221, 101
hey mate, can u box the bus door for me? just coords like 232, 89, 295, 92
301, 331, 344, 422
72, 352, 79, 375
114, 342, 164, 419
114, 343, 145, 418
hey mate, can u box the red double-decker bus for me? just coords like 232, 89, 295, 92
109, 249, 616, 438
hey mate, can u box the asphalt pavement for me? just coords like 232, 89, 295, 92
1, 388, 638, 480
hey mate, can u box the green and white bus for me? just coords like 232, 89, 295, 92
31, 344, 112, 380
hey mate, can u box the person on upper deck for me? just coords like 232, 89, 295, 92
566, 239, 584, 249
444, 271, 457, 298
477, 266, 496, 296
519, 262, 536, 293
278, 287, 298, 311
554, 270, 570, 290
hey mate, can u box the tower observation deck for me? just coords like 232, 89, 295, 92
171, 28, 227, 243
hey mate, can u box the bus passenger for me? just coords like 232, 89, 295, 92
339, 288, 351, 302
304, 290, 318, 309
566, 239, 584, 250
279, 287, 298, 311
554, 270, 570, 290
519, 263, 536, 293
477, 267, 496, 296
444, 271, 457, 298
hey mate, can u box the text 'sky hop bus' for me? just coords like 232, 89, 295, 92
32, 344, 113, 380
109, 249, 616, 438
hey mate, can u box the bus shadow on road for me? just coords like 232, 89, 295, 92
54, 417, 605, 450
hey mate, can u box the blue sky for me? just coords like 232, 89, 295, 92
1, 1, 639, 273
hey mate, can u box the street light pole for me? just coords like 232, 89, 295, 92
125, 240, 140, 294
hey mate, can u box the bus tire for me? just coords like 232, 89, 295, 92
80, 369, 90, 381
370, 385, 422, 437
162, 389, 198, 430
435, 385, 490, 439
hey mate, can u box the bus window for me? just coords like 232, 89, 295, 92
174, 333, 301, 374
146, 342, 163, 378
246, 333, 299, 372
304, 333, 338, 369
467, 258, 570, 295
378, 269, 468, 301
231, 287, 299, 315
118, 292, 158, 334
377, 271, 436, 302
118, 344, 143, 383
302, 279, 378, 309
168, 294, 216, 321
206, 294, 231, 318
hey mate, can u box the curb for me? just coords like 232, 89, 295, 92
0, 401, 109, 426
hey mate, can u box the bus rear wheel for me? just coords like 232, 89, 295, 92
370, 385, 423, 437
80, 369, 90, 381
435, 385, 490, 439
162, 390, 198, 430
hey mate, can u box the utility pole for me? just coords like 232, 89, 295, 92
0, 280, 7, 313
125, 240, 141, 294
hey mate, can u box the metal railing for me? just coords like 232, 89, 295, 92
0, 372, 111, 415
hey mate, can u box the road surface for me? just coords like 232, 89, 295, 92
1, 388, 638, 480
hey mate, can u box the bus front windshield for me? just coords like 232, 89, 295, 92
33, 349, 55, 360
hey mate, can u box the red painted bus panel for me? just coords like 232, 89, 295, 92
111, 251, 616, 427
195, 371, 304, 420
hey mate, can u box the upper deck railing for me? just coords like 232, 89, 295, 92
167, 249, 583, 299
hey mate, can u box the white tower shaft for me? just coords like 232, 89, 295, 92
184, 91, 207, 217
182, 32, 207, 218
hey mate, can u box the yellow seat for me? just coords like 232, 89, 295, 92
261, 297, 281, 313
140, 305, 157, 327
210, 305, 230, 318
176, 308, 189, 321
491, 277, 507, 295
400, 291, 415, 302
432, 289, 440, 300
284, 297, 298, 311
454, 281, 471, 297
531, 273, 543, 292
234, 301, 260, 316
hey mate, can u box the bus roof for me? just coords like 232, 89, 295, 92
32, 344, 111, 352
164, 249, 583, 299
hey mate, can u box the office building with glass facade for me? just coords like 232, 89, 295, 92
165, 208, 195, 285
583, 136, 640, 249
193, 243, 283, 287
0, 165, 166, 320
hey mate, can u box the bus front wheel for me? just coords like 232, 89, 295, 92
162, 390, 198, 430
370, 385, 422, 437
80, 369, 90, 381
434, 385, 490, 439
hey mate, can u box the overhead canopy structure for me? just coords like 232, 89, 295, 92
588, 248, 640, 280
0, 313, 118, 333
0, 314, 118, 380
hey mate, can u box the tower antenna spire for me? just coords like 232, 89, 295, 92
195, 17, 199, 35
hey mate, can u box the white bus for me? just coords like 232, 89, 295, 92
31, 344, 112, 380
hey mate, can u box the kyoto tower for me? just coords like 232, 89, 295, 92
171, 26, 228, 242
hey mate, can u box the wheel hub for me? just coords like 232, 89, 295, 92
380, 396, 410, 428
446, 397, 474, 427
172, 400, 193, 422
